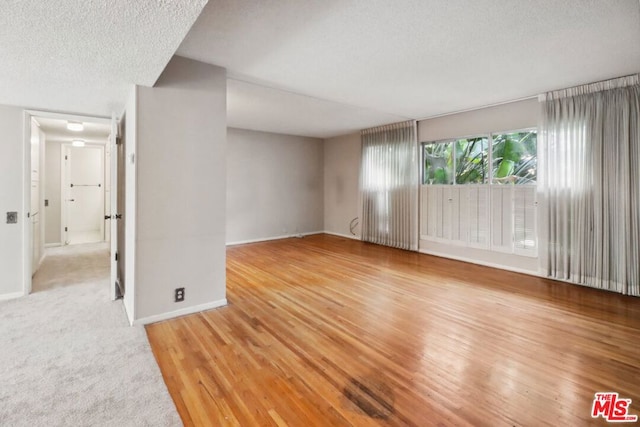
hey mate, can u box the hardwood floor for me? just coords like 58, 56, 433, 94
146, 234, 640, 426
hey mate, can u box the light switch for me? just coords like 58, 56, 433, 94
6, 212, 18, 224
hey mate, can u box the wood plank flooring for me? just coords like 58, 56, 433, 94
146, 234, 640, 426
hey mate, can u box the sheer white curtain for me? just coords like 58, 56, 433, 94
360, 121, 418, 250
539, 74, 640, 296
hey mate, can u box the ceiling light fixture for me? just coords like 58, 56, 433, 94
72, 140, 85, 147
67, 121, 84, 132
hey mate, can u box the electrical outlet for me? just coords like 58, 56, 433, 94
175, 287, 185, 302
6, 212, 17, 224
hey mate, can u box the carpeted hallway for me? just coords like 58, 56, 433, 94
0, 243, 181, 427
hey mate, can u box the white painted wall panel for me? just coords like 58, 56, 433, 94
467, 186, 490, 248
491, 186, 512, 252
419, 185, 428, 239
514, 186, 537, 256
438, 187, 448, 239
449, 187, 462, 243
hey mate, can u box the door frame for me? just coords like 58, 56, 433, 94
108, 112, 119, 301
22, 110, 111, 296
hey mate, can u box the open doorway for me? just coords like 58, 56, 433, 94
25, 111, 122, 302
34, 116, 110, 248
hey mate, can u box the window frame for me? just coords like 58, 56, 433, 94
422, 139, 454, 185
421, 133, 490, 186
419, 127, 538, 257
421, 127, 537, 187
489, 127, 538, 186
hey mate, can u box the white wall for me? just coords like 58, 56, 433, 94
418, 98, 540, 274
0, 105, 25, 299
418, 98, 539, 142
123, 87, 136, 324
134, 56, 227, 322
323, 132, 361, 239
227, 128, 324, 244
45, 140, 62, 245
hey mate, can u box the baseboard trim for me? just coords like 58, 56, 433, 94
418, 249, 539, 277
37, 253, 45, 269
226, 231, 323, 246
322, 231, 360, 241
44, 243, 62, 248
132, 298, 228, 326
0, 291, 25, 302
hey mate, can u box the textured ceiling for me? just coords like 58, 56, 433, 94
179, 0, 640, 137
228, 78, 408, 138
0, 0, 208, 117
34, 117, 110, 144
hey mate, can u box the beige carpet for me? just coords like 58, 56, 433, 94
0, 243, 181, 427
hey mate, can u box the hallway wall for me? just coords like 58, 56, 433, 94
133, 56, 227, 323
45, 141, 62, 245
0, 105, 26, 299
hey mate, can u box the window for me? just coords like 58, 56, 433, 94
492, 130, 537, 184
423, 141, 453, 184
420, 129, 538, 257
422, 137, 489, 185
422, 130, 536, 185
455, 137, 489, 184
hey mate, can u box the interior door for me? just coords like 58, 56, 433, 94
30, 125, 40, 275
109, 113, 119, 301
116, 114, 126, 300
66, 146, 103, 244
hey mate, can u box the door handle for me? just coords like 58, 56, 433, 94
66, 199, 75, 202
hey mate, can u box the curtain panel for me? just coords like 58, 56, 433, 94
539, 74, 640, 296
360, 121, 418, 250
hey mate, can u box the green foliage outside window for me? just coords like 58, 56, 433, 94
423, 130, 536, 185
492, 131, 537, 184
423, 141, 453, 184
455, 137, 488, 184
423, 137, 488, 184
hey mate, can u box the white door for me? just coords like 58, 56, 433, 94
30, 121, 41, 276
64, 146, 104, 244
109, 114, 119, 301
